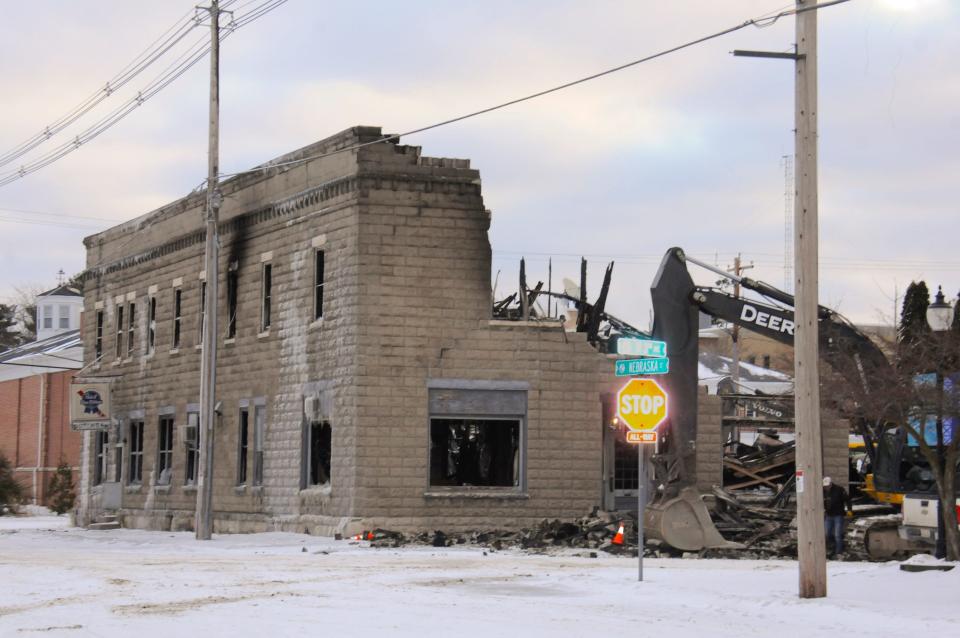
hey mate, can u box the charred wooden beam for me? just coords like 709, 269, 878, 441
519, 258, 530, 321
586, 262, 613, 343
576, 257, 589, 332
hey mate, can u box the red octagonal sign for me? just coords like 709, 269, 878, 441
616, 378, 668, 431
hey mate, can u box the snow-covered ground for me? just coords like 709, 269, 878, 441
1, 513, 956, 637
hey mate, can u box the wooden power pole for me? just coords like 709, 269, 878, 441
196, 0, 221, 541
728, 254, 753, 388
793, 0, 827, 597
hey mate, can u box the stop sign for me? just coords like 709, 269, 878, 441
617, 378, 668, 431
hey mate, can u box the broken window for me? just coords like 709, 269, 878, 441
128, 419, 144, 485
253, 405, 265, 486
115, 306, 124, 359
126, 301, 136, 357
429, 418, 521, 488
313, 250, 324, 320
305, 420, 331, 486
237, 406, 249, 485
157, 415, 173, 485
226, 262, 238, 339
172, 288, 182, 349
184, 411, 198, 485
147, 296, 157, 355
94, 430, 108, 485
95, 310, 103, 361
261, 263, 272, 331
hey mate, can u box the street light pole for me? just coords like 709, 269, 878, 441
926, 285, 953, 559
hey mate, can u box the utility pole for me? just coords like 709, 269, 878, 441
728, 254, 753, 388
195, 0, 221, 541
793, 0, 827, 597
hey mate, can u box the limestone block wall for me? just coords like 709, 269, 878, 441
696, 390, 723, 493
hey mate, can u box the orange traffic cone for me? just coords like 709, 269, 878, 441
366, 531, 375, 541
612, 521, 625, 545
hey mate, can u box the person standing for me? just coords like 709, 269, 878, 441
823, 476, 852, 558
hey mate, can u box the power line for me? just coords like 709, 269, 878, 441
219, 0, 851, 180
0, 0, 286, 190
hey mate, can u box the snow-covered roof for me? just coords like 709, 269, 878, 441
698, 351, 792, 395
0, 330, 82, 382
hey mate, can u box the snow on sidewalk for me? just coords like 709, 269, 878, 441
0, 514, 956, 637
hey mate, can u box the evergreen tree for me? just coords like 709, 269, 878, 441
898, 281, 930, 345
46, 462, 75, 515
0, 452, 23, 513
0, 303, 19, 351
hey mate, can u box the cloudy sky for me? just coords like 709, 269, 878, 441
0, 0, 956, 330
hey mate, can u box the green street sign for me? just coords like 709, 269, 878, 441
615, 357, 669, 377
616, 338, 667, 358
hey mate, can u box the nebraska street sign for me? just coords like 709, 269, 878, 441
626, 431, 658, 444
615, 357, 669, 377
615, 338, 667, 358
616, 378, 669, 431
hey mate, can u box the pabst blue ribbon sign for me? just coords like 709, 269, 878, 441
70, 382, 113, 431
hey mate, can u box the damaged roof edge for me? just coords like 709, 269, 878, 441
83, 125, 394, 248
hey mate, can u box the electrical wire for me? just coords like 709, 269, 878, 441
219, 0, 851, 180
0, 0, 284, 190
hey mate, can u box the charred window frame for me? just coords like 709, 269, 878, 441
147, 296, 157, 355
126, 301, 136, 358
128, 419, 144, 485
304, 420, 331, 487
237, 405, 249, 485
172, 288, 182, 349
94, 430, 108, 485
313, 250, 325, 321
198, 280, 206, 345
95, 310, 104, 361
184, 410, 199, 485
115, 306, 124, 360
226, 262, 238, 339
157, 414, 174, 485
260, 262, 272, 332
426, 383, 527, 492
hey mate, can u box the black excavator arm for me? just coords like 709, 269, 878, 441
652, 247, 895, 472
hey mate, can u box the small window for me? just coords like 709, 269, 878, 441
184, 411, 199, 485
128, 419, 144, 485
226, 263, 238, 339
58, 304, 70, 329
42, 305, 53, 329
198, 281, 206, 345
115, 306, 124, 359
237, 407, 249, 485
429, 418, 520, 487
126, 302, 136, 357
172, 288, 182, 349
147, 296, 157, 355
261, 263, 272, 331
157, 415, 173, 485
95, 311, 104, 361
314, 250, 325, 320
94, 430, 108, 485
253, 405, 266, 486
305, 420, 331, 486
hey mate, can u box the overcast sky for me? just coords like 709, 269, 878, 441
0, 0, 956, 330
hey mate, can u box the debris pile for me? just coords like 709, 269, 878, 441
706, 486, 797, 559
723, 433, 796, 491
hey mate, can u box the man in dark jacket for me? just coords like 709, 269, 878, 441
823, 476, 853, 557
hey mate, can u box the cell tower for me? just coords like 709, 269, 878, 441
782, 154, 794, 293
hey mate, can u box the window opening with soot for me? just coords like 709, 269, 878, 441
429, 418, 521, 488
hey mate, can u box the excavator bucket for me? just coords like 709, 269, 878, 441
644, 486, 742, 551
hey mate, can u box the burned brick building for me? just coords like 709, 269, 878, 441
78, 126, 689, 534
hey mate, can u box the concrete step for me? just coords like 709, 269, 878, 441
88, 521, 121, 531
100, 514, 119, 523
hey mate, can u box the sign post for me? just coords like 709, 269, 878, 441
616, 377, 669, 582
